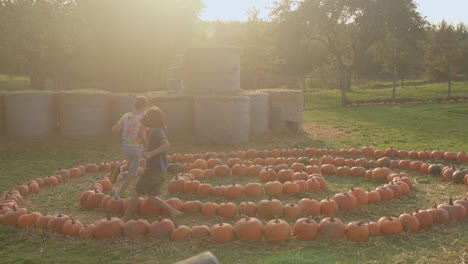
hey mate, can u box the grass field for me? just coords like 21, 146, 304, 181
0, 84, 467, 264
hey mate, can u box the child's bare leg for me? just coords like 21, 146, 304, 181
116, 175, 137, 198
148, 195, 181, 219
122, 191, 140, 222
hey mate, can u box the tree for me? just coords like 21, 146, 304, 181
0, 0, 77, 90
372, 0, 425, 99
271, 0, 425, 105
424, 21, 467, 98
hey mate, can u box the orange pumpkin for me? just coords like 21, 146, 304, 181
235, 217, 263, 242
211, 223, 235, 244
264, 218, 291, 243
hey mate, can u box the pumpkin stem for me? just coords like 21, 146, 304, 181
71, 219, 76, 224
106, 214, 112, 221
57, 213, 62, 217
13, 205, 17, 211
330, 216, 335, 222
449, 197, 453, 205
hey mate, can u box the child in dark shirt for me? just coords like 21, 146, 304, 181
122, 107, 181, 221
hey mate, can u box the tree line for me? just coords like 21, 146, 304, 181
1, 0, 467, 104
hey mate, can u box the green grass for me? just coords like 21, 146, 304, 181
1, 84, 468, 264
346, 81, 468, 103
0, 75, 30, 91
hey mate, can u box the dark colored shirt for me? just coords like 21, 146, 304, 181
146, 128, 167, 172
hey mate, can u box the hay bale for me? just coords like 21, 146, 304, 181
243, 91, 269, 135
260, 89, 304, 133
57, 90, 111, 139
194, 95, 250, 145
4, 91, 57, 140
181, 47, 241, 95
150, 95, 194, 140
110, 93, 136, 125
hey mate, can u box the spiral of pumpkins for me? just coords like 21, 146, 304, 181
1, 147, 467, 243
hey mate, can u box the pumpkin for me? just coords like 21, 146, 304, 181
218, 203, 238, 219
239, 201, 257, 217
247, 165, 264, 177
85, 164, 99, 173
206, 158, 221, 169
376, 157, 391, 168
63, 219, 84, 236
257, 198, 283, 219
428, 164, 444, 177
211, 223, 235, 244
345, 221, 369, 242
295, 180, 309, 192
398, 213, 420, 233
319, 217, 345, 239
224, 184, 244, 200
277, 169, 294, 183
27, 181, 40, 194
183, 180, 201, 195
193, 159, 208, 170
305, 165, 320, 174
298, 198, 320, 216
171, 225, 190, 241
332, 193, 357, 212
428, 204, 450, 225
264, 181, 283, 197
190, 225, 211, 239
375, 186, 394, 201
182, 200, 203, 214
106, 198, 124, 214
320, 198, 339, 215
213, 165, 231, 177
35, 214, 52, 229
385, 182, 402, 198
349, 187, 368, 206
371, 167, 391, 181
282, 181, 300, 196
190, 168, 205, 181
293, 217, 319, 241
320, 164, 336, 175
378, 216, 403, 235
366, 221, 380, 237
149, 219, 175, 238
350, 167, 366, 177
413, 208, 433, 229
212, 185, 226, 197
283, 203, 301, 218
197, 183, 213, 197
86, 190, 105, 209
124, 219, 149, 238
264, 218, 291, 243
163, 198, 184, 216
244, 183, 263, 198
235, 217, 263, 242
201, 202, 218, 217
139, 199, 161, 217
17, 211, 42, 229
47, 213, 70, 232
259, 168, 277, 183
68, 168, 82, 178
438, 197, 467, 222
79, 224, 95, 239
232, 164, 249, 177
167, 175, 186, 195
452, 169, 468, 184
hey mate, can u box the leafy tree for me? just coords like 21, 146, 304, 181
271, 0, 425, 105
372, 0, 425, 99
0, 0, 76, 90
424, 21, 467, 98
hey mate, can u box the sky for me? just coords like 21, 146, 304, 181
201, 0, 468, 24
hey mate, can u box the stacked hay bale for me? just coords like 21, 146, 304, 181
110, 93, 136, 125
243, 90, 269, 135
194, 96, 250, 145
4, 91, 57, 140
150, 94, 194, 140
260, 89, 304, 133
57, 90, 111, 139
